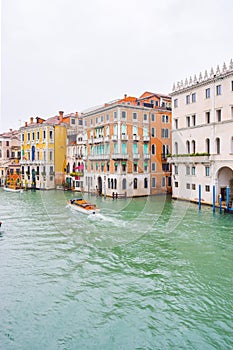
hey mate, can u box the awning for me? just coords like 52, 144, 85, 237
134, 162, 138, 165
144, 162, 148, 166
101, 163, 105, 166
122, 162, 126, 165
114, 162, 118, 166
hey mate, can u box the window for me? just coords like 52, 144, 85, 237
162, 163, 169, 171
151, 162, 156, 172
175, 165, 178, 174
49, 151, 53, 161
106, 114, 110, 121
216, 85, 222, 95
133, 143, 138, 154
151, 127, 156, 137
191, 166, 196, 175
186, 116, 190, 127
161, 129, 169, 138
122, 143, 127, 154
133, 178, 137, 189
32, 132, 35, 141
192, 184, 196, 190
206, 111, 210, 124
186, 166, 190, 175
191, 93, 196, 103
143, 114, 148, 121
133, 163, 138, 172
22, 134, 24, 142
114, 112, 117, 120
162, 115, 169, 123
186, 141, 190, 154
192, 114, 196, 126
49, 130, 53, 140
174, 99, 178, 108
114, 162, 118, 172
206, 138, 210, 154
232, 81, 233, 91
151, 144, 156, 155
186, 95, 190, 104
205, 185, 210, 192
174, 142, 178, 154
107, 162, 110, 172
133, 112, 137, 120
216, 109, 221, 122
162, 176, 166, 187
122, 178, 127, 190
216, 138, 220, 154
174, 119, 178, 129
186, 183, 190, 189
101, 115, 104, 123
152, 177, 156, 188
43, 130, 46, 140
37, 131, 39, 140
27, 133, 30, 141
133, 125, 138, 135
205, 166, 210, 176
144, 162, 148, 172
175, 181, 178, 188
205, 88, 210, 99
122, 111, 126, 119
151, 114, 155, 122
144, 178, 148, 188
192, 140, 196, 153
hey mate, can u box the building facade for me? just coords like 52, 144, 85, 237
169, 60, 233, 204
20, 113, 68, 190
80, 92, 172, 197
0, 129, 21, 187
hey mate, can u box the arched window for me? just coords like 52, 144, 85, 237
114, 179, 117, 190
7, 149, 10, 158
216, 138, 220, 154
206, 138, 210, 154
144, 178, 148, 188
122, 178, 127, 190
174, 142, 178, 154
191, 140, 196, 154
108, 178, 110, 189
73, 162, 76, 172
133, 178, 137, 189
186, 141, 190, 154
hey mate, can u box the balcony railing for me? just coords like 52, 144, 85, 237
111, 135, 118, 141
133, 135, 140, 141
167, 153, 210, 164
112, 153, 129, 160
121, 134, 128, 141
144, 154, 150, 160
143, 136, 150, 142
88, 154, 110, 160
133, 153, 140, 160
104, 136, 110, 142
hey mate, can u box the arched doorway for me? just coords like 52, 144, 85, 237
217, 166, 233, 201
97, 176, 102, 196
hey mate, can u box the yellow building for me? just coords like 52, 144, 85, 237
20, 113, 67, 189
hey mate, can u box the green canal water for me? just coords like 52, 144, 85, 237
0, 189, 232, 350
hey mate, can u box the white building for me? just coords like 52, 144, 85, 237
169, 60, 233, 205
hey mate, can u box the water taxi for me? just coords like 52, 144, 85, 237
67, 198, 100, 215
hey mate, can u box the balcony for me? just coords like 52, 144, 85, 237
133, 153, 140, 160
133, 135, 140, 141
144, 154, 150, 160
143, 136, 150, 142
104, 136, 110, 142
121, 134, 128, 141
88, 154, 110, 160
112, 135, 118, 141
112, 153, 129, 160
167, 153, 210, 164
93, 137, 104, 144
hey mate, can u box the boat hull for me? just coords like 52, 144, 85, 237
67, 201, 100, 215
3, 187, 23, 193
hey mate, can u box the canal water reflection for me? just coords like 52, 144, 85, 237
0, 189, 232, 349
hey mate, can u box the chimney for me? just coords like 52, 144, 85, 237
25, 122, 28, 127
30, 117, 33, 124
75, 112, 79, 117
124, 94, 127, 99
9, 128, 12, 132
59, 111, 64, 123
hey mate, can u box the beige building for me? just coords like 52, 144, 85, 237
78, 92, 172, 197
0, 129, 21, 186
169, 60, 233, 205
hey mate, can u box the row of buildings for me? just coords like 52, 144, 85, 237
1, 59, 233, 205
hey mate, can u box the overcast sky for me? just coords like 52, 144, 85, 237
1, 0, 233, 132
